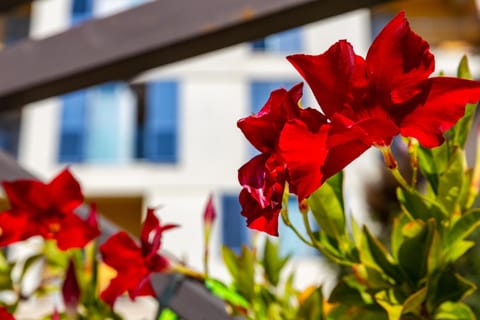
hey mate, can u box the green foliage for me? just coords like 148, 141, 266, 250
275, 53, 480, 320
218, 239, 325, 319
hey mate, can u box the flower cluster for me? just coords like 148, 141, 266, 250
0, 169, 177, 318
238, 11, 480, 236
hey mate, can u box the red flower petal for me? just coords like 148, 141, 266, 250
287, 40, 365, 119
100, 272, 143, 307
0, 306, 14, 320
0, 211, 29, 246
279, 121, 330, 200
237, 83, 303, 153
2, 180, 50, 211
55, 213, 99, 250
400, 77, 480, 147
100, 232, 143, 272
366, 11, 434, 95
48, 168, 84, 213
239, 189, 280, 236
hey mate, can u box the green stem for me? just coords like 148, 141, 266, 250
390, 166, 413, 191
280, 207, 313, 247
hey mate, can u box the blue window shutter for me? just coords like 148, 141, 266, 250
222, 194, 249, 253
0, 111, 21, 157
71, 0, 93, 25
144, 81, 178, 163
58, 90, 87, 163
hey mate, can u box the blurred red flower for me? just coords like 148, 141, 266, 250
0, 169, 99, 250
99, 208, 177, 306
0, 306, 14, 320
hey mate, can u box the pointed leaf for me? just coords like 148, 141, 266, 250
434, 301, 476, 320
221, 246, 239, 280
398, 220, 434, 285
446, 208, 480, 247
363, 228, 401, 282
437, 147, 465, 212
375, 290, 403, 320
402, 287, 427, 316
205, 278, 250, 309
428, 271, 476, 309
397, 188, 446, 223
308, 172, 345, 241
452, 56, 475, 148
296, 286, 324, 320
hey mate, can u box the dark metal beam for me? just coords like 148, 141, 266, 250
0, 0, 32, 13
0, 0, 389, 110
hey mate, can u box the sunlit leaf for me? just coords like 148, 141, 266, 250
434, 301, 476, 320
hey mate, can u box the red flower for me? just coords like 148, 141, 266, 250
0, 306, 14, 320
237, 83, 326, 235
0, 169, 99, 250
279, 11, 480, 199
99, 208, 177, 307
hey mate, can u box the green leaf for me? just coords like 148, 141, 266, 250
363, 228, 402, 282
329, 278, 370, 306
397, 188, 446, 223
391, 214, 411, 260
158, 308, 178, 320
221, 246, 239, 280
428, 270, 476, 309
417, 144, 449, 194
452, 55, 475, 148
296, 286, 324, 320
402, 287, 427, 317
437, 147, 465, 212
434, 301, 476, 320
237, 245, 256, 301
308, 172, 345, 241
398, 220, 435, 286
375, 290, 403, 320
205, 278, 250, 309
444, 240, 474, 264
262, 238, 289, 286
446, 208, 480, 247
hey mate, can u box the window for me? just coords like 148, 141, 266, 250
58, 90, 87, 163
71, 0, 93, 25
135, 81, 178, 163
0, 4, 31, 47
221, 193, 249, 253
279, 197, 319, 257
58, 81, 178, 164
251, 28, 302, 54
0, 110, 21, 158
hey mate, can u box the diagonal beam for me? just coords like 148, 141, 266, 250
0, 0, 389, 110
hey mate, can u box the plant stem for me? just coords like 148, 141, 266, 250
281, 207, 314, 247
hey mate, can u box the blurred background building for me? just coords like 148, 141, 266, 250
1, 0, 480, 290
